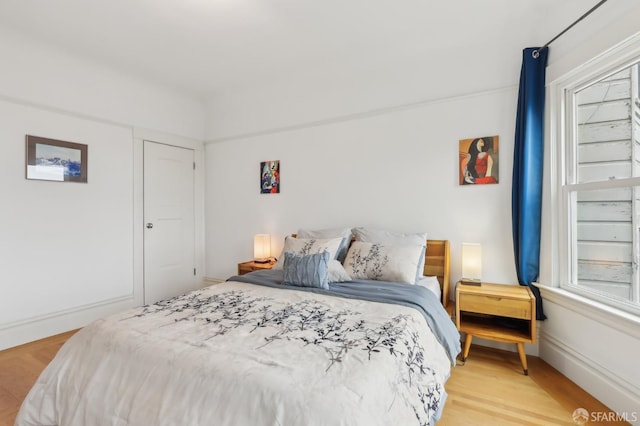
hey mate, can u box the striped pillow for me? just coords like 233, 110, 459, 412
283, 251, 330, 289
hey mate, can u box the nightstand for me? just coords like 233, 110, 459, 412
237, 260, 275, 275
455, 282, 536, 375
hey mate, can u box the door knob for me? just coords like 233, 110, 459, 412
146, 223, 154, 229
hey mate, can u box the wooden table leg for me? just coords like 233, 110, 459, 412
461, 334, 473, 362
516, 342, 528, 375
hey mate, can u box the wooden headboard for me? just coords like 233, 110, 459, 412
424, 239, 450, 308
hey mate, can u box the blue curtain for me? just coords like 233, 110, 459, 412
512, 47, 548, 320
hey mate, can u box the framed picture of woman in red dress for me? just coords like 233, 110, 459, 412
459, 136, 499, 185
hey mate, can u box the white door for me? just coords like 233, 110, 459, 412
144, 141, 196, 304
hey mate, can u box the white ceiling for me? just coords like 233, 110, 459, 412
0, 0, 601, 101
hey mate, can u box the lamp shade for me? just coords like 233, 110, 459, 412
461, 243, 482, 281
253, 234, 271, 261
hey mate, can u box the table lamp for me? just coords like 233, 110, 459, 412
253, 234, 271, 263
461, 242, 482, 286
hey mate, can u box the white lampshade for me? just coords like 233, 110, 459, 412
461, 243, 482, 281
253, 234, 271, 262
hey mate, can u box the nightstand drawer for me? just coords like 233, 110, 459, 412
458, 293, 531, 319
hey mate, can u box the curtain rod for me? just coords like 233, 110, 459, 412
532, 0, 609, 58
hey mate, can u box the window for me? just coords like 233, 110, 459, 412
557, 40, 640, 314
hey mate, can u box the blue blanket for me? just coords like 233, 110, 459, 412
229, 270, 461, 365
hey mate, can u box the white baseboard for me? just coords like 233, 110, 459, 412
2, 280, 226, 351
204, 277, 225, 285
540, 332, 640, 424
0, 295, 136, 351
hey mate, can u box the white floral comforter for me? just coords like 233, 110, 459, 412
16, 280, 455, 426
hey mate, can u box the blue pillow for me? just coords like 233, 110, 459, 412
283, 251, 330, 289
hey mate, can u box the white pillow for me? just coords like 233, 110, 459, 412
297, 227, 353, 262
352, 227, 427, 245
328, 260, 352, 283
273, 236, 343, 270
343, 241, 424, 284
352, 227, 427, 280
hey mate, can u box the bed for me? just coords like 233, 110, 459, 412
16, 233, 460, 426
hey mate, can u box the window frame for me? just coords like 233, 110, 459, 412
552, 33, 640, 316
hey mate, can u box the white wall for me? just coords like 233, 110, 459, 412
0, 101, 138, 347
0, 27, 205, 140
0, 29, 205, 350
205, 87, 520, 290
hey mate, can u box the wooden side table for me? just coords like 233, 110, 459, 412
237, 260, 275, 275
455, 282, 536, 375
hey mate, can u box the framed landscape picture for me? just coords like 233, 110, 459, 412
25, 135, 88, 183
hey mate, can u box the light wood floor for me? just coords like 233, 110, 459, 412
440, 346, 629, 425
0, 330, 78, 426
0, 331, 629, 425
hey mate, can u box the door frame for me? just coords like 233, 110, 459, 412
133, 128, 205, 307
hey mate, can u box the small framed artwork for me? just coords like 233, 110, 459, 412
459, 135, 499, 185
260, 160, 280, 194
25, 135, 88, 183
